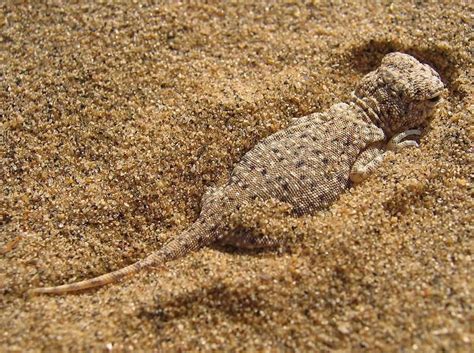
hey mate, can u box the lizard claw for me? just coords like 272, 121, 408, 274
387, 129, 421, 151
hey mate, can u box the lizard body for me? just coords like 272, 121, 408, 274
30, 53, 444, 294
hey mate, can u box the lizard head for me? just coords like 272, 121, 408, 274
353, 52, 445, 135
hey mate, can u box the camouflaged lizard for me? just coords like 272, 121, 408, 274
31, 52, 445, 294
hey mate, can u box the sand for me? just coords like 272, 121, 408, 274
1, 1, 472, 352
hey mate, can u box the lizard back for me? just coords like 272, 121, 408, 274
228, 106, 381, 215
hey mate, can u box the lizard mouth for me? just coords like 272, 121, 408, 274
427, 92, 444, 106
427, 87, 446, 106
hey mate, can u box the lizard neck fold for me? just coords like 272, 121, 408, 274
350, 92, 393, 135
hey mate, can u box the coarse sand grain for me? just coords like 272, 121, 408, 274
1, 1, 473, 352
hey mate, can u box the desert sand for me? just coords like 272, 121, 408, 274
1, 1, 472, 352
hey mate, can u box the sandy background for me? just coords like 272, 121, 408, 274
1, 1, 472, 352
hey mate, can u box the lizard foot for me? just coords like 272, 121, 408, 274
387, 129, 421, 152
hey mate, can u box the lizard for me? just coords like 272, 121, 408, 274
30, 52, 445, 295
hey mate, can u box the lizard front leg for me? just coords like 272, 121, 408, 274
349, 145, 385, 184
218, 231, 281, 249
350, 129, 422, 184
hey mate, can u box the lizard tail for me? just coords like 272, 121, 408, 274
29, 220, 215, 295
29, 255, 157, 294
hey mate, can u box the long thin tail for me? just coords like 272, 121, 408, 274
30, 220, 214, 295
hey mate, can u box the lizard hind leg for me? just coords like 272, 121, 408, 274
218, 231, 282, 249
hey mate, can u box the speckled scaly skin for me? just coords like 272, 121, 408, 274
30, 52, 445, 294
